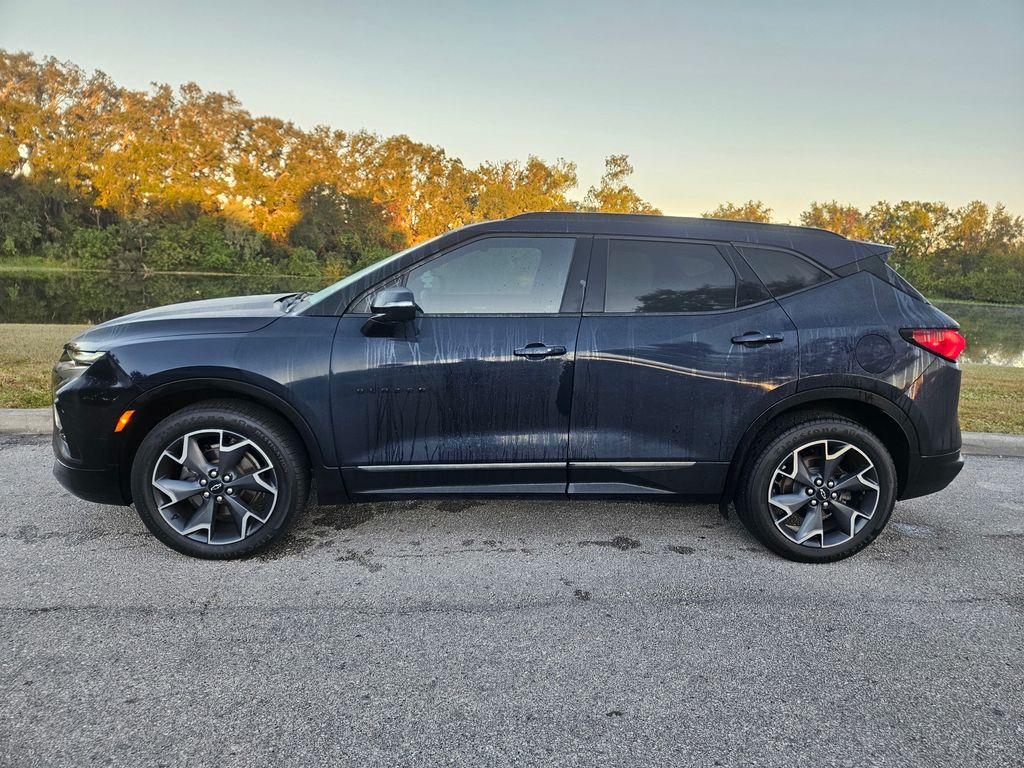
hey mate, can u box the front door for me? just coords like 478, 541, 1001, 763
331, 235, 590, 495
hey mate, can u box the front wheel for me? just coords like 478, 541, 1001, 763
130, 400, 309, 559
736, 415, 897, 563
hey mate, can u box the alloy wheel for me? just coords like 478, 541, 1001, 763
767, 439, 880, 548
151, 429, 279, 545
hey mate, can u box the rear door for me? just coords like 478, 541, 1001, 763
569, 237, 799, 495
331, 235, 591, 495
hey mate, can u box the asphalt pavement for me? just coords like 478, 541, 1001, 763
0, 435, 1021, 767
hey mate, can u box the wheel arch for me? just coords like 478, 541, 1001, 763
721, 387, 919, 512
114, 378, 326, 502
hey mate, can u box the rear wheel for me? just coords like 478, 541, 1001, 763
130, 400, 309, 559
736, 415, 897, 562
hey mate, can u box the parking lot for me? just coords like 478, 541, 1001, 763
1, 434, 1021, 767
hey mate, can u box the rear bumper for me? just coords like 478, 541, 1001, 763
53, 456, 129, 506
900, 448, 964, 501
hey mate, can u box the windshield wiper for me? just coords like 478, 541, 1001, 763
281, 291, 313, 313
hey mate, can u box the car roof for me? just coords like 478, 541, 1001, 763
506, 211, 844, 240
481, 212, 888, 269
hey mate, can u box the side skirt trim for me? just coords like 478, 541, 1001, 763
355, 461, 564, 472
569, 461, 696, 469
355, 460, 697, 471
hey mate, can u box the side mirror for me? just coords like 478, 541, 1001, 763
362, 287, 419, 335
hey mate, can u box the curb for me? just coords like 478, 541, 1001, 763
0, 409, 52, 436
2, 408, 1023, 458
960, 431, 1024, 457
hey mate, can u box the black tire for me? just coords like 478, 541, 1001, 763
735, 413, 897, 563
130, 399, 309, 559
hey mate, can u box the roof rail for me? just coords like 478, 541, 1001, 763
504, 210, 845, 238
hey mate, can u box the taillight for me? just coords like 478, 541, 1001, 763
901, 328, 966, 362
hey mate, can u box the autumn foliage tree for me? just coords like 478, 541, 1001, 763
800, 201, 872, 240
702, 200, 773, 223
583, 155, 661, 214
0, 51, 658, 276
803, 200, 1023, 302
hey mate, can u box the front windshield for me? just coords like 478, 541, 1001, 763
300, 233, 446, 311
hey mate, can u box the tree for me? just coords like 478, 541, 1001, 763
582, 155, 660, 214
929, 201, 1024, 280
941, 201, 1023, 255
0, 175, 42, 254
702, 200, 773, 223
472, 155, 578, 221
288, 183, 405, 270
800, 201, 871, 240
864, 200, 950, 271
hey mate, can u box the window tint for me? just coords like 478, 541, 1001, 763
737, 246, 832, 296
405, 237, 575, 314
722, 248, 772, 306
605, 240, 736, 313
884, 264, 925, 301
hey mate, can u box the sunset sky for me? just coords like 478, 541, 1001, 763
3, 0, 1022, 220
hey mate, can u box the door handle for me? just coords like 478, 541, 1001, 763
514, 343, 567, 359
732, 331, 785, 346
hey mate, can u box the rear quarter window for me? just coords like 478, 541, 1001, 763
736, 246, 832, 297
884, 264, 926, 301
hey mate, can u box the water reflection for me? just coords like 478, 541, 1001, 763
935, 302, 1024, 367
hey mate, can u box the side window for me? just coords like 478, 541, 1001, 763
884, 263, 925, 301
605, 240, 736, 313
722, 247, 772, 307
737, 246, 832, 297
404, 237, 575, 314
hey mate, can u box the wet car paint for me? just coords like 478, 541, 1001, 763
51, 213, 964, 508
777, 270, 962, 455
331, 315, 580, 494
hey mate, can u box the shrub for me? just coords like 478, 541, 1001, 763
277, 247, 322, 277
66, 227, 120, 268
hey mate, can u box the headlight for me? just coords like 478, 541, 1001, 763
62, 344, 107, 366
54, 343, 108, 395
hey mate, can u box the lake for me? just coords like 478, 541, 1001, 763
0, 270, 1021, 366
933, 301, 1024, 366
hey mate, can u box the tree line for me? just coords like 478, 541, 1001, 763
2, 51, 1022, 302
704, 200, 1024, 303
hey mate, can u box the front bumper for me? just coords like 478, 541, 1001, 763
51, 351, 141, 506
52, 411, 126, 505
53, 455, 129, 506
900, 448, 964, 500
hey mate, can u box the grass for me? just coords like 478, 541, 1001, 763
0, 255, 73, 271
1, 324, 1022, 433
929, 295, 1024, 308
0, 324, 88, 408
958, 364, 1024, 434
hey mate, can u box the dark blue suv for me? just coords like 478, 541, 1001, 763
52, 213, 965, 561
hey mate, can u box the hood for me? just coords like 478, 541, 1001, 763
71, 293, 292, 348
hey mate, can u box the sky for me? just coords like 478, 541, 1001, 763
2, 0, 1022, 221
